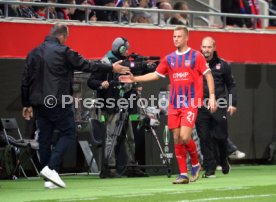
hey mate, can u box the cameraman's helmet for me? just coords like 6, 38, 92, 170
112, 37, 129, 56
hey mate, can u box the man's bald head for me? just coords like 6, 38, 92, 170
202, 37, 216, 48
201, 36, 216, 61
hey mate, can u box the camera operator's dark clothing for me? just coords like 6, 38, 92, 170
87, 50, 147, 177
196, 51, 237, 175
22, 36, 113, 107
22, 35, 113, 171
87, 51, 136, 114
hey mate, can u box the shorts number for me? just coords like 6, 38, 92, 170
187, 111, 195, 123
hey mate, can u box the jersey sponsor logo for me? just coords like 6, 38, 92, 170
173, 72, 189, 79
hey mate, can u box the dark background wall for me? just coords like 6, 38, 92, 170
1, 59, 275, 173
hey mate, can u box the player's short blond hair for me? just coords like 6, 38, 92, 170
174, 26, 189, 35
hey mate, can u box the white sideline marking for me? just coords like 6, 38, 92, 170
215, 186, 250, 191
114, 193, 154, 198
147, 188, 176, 191
169, 190, 203, 195
59, 198, 98, 201
178, 194, 276, 202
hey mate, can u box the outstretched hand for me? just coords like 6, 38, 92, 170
119, 73, 135, 83
112, 60, 130, 74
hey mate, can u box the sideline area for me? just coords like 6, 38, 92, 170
1, 165, 276, 202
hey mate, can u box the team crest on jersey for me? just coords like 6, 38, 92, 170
170, 62, 175, 68
185, 60, 191, 66
216, 63, 221, 70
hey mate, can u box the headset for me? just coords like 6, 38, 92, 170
118, 37, 129, 55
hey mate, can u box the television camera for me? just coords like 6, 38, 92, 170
121, 52, 160, 76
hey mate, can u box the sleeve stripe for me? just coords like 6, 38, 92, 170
203, 68, 211, 75
155, 71, 166, 78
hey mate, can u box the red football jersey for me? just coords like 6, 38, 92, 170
156, 48, 210, 108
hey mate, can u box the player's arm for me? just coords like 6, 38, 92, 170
134, 72, 160, 82
120, 56, 168, 83
133, 56, 168, 82
204, 71, 217, 113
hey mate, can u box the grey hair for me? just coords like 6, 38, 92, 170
50, 23, 69, 37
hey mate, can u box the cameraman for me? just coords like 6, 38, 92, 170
87, 37, 148, 178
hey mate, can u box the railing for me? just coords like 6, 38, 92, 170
1, 1, 276, 30
196, 16, 210, 26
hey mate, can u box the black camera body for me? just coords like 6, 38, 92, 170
121, 53, 160, 75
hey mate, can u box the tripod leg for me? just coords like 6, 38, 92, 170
105, 112, 127, 168
107, 119, 125, 161
101, 114, 120, 178
125, 119, 136, 163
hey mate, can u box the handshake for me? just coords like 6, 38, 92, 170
112, 60, 130, 74
112, 60, 135, 83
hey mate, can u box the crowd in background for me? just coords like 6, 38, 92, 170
267, 0, 276, 26
1, 0, 276, 28
0, 0, 190, 25
221, 0, 276, 28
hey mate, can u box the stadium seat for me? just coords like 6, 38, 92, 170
0, 118, 39, 178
